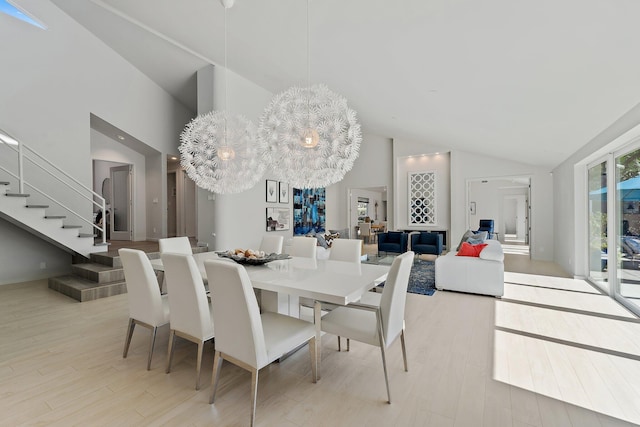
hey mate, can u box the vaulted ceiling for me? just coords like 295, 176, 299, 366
51, 0, 640, 169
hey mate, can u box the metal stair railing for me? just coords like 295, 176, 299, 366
0, 130, 106, 245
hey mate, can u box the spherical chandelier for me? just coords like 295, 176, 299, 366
179, 111, 265, 194
258, 84, 362, 189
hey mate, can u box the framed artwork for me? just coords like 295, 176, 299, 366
279, 182, 289, 203
266, 179, 277, 203
293, 187, 326, 235
266, 207, 290, 231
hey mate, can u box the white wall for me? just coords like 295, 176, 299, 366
0, 1, 192, 284
330, 133, 393, 233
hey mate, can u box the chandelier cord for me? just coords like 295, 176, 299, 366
223, 5, 228, 144
306, 0, 310, 127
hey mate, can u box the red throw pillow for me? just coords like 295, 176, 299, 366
456, 242, 488, 257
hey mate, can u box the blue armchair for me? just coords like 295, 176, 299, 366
476, 219, 495, 239
377, 231, 408, 256
410, 232, 443, 256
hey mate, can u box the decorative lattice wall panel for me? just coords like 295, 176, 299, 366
408, 171, 436, 225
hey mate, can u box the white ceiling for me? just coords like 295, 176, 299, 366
50, 0, 640, 169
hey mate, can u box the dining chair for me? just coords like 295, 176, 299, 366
320, 251, 414, 403
326, 238, 363, 349
204, 259, 317, 427
259, 235, 283, 254
158, 236, 193, 294
291, 235, 317, 258
161, 252, 215, 390
119, 248, 170, 370
159, 236, 192, 254
359, 222, 372, 244
329, 238, 362, 263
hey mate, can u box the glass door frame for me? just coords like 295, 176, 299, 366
586, 156, 611, 294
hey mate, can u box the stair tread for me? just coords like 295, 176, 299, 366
0, 181, 9, 185
62, 225, 82, 229
45, 215, 66, 219
6, 193, 30, 197
49, 275, 125, 288
78, 233, 96, 238
26, 205, 49, 208
72, 263, 123, 273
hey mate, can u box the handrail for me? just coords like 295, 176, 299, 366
0, 138, 106, 244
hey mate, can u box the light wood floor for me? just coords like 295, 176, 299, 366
2, 253, 640, 426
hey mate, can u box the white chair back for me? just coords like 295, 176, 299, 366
205, 260, 267, 369
159, 236, 192, 254
259, 235, 283, 254
291, 236, 317, 258
161, 253, 214, 340
359, 222, 372, 237
329, 238, 362, 263
119, 248, 167, 327
380, 251, 414, 347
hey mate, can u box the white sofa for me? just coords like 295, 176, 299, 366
434, 239, 504, 297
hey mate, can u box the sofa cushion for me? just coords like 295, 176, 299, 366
457, 242, 488, 257
479, 240, 505, 262
456, 230, 488, 251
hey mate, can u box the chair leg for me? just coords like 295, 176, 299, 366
400, 328, 408, 372
210, 350, 223, 404
146, 326, 158, 371
195, 340, 204, 390
123, 318, 135, 358
166, 329, 176, 374
376, 312, 391, 403
347, 338, 350, 351
337, 336, 341, 351
308, 337, 317, 383
250, 368, 259, 427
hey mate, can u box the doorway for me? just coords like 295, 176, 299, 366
110, 164, 133, 241
467, 176, 531, 256
167, 156, 196, 239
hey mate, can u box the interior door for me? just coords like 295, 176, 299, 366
110, 164, 132, 240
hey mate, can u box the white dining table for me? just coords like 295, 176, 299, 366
150, 252, 390, 381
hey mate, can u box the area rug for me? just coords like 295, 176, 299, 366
377, 259, 436, 296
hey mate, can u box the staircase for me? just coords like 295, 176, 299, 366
0, 133, 107, 258
0, 181, 106, 257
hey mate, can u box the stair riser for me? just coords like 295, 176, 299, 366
70, 265, 125, 283
48, 278, 127, 302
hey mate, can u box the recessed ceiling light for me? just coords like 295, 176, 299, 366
117, 135, 125, 140
170, 156, 178, 160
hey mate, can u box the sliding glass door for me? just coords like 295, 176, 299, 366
615, 148, 640, 312
588, 161, 608, 288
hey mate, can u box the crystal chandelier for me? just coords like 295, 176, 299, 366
258, 0, 361, 189
179, 0, 265, 194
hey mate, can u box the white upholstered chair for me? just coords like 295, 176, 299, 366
259, 235, 283, 254
291, 235, 317, 258
320, 238, 364, 348
204, 259, 317, 427
329, 238, 362, 263
321, 251, 414, 403
359, 222, 372, 244
161, 252, 215, 390
119, 248, 170, 370
159, 236, 192, 254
